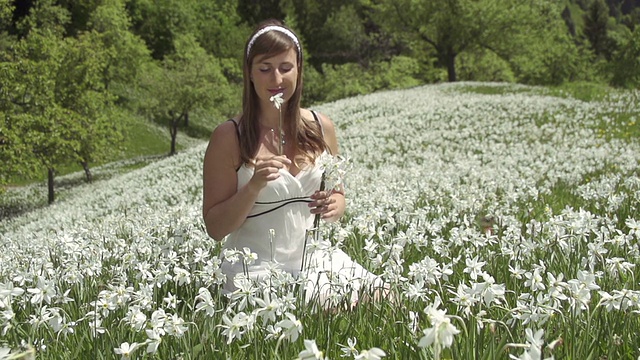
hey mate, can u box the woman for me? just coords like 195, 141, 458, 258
202, 20, 384, 307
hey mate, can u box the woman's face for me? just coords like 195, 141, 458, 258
251, 47, 298, 108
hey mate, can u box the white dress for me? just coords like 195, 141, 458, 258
221, 159, 384, 306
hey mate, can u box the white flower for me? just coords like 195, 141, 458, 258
463, 256, 486, 281
276, 312, 303, 342
340, 337, 358, 357
524, 268, 545, 292
255, 291, 282, 326
242, 247, 258, 266
296, 339, 326, 360
418, 299, 460, 352
87, 313, 106, 338
219, 312, 249, 344
27, 277, 56, 305
173, 266, 191, 286
270, 92, 284, 110
222, 248, 241, 264
114, 342, 139, 359
164, 313, 188, 337
145, 328, 162, 354
149, 309, 167, 335
317, 153, 349, 192
264, 324, 282, 341
163, 292, 181, 309
230, 275, 258, 311
0, 347, 11, 359
418, 320, 460, 349
508, 328, 554, 360
355, 348, 386, 360
195, 287, 217, 317
0, 282, 25, 299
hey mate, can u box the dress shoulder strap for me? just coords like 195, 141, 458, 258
227, 119, 242, 172
310, 110, 324, 138
227, 119, 240, 140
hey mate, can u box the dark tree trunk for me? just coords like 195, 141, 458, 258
183, 111, 189, 127
169, 112, 185, 156
170, 125, 177, 156
446, 52, 457, 82
81, 161, 92, 183
47, 168, 55, 204
170, 120, 178, 156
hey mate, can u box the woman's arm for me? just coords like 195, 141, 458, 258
309, 112, 346, 223
202, 121, 291, 240
202, 121, 257, 240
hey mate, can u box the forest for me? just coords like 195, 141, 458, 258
1, 0, 639, 203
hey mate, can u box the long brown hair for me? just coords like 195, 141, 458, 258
239, 20, 328, 166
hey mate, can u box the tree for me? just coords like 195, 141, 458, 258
0, 61, 36, 192
237, 0, 285, 27
584, 0, 615, 60
482, 2, 587, 85
10, 32, 78, 204
0, 0, 14, 50
55, 31, 123, 183
138, 34, 226, 155
370, 0, 526, 82
1, 0, 77, 203
609, 26, 640, 88
127, 0, 201, 60
1, 0, 124, 201
87, 0, 151, 95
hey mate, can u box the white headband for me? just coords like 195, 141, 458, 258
246, 25, 301, 58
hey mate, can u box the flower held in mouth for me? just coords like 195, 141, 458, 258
270, 92, 284, 110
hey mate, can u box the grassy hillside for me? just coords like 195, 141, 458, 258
1, 82, 639, 359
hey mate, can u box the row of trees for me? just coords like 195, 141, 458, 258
1, 0, 639, 203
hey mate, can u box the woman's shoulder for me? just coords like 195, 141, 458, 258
210, 116, 241, 141
206, 117, 242, 161
301, 108, 336, 134
301, 108, 334, 127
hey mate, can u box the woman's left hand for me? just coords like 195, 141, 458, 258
309, 190, 339, 220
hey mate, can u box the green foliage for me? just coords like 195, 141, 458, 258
87, 0, 151, 97
0, 0, 11, 21
288, 0, 400, 70
0, 0, 128, 200
128, 0, 245, 62
609, 27, 640, 88
7, 31, 73, 176
237, 0, 285, 27
137, 34, 227, 155
499, 2, 591, 85
57, 31, 126, 174
456, 48, 515, 83
56, 0, 103, 35
305, 56, 421, 104
583, 0, 615, 59
14, 0, 71, 37
371, 0, 577, 83
192, 0, 247, 60
127, 0, 198, 59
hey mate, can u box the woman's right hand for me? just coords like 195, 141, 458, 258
248, 155, 291, 191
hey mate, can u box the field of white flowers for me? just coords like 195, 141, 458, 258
1, 82, 639, 359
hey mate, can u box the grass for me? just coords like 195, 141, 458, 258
0, 112, 215, 220
6, 114, 190, 187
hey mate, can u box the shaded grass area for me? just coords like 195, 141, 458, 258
0, 113, 215, 221
5, 109, 226, 187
